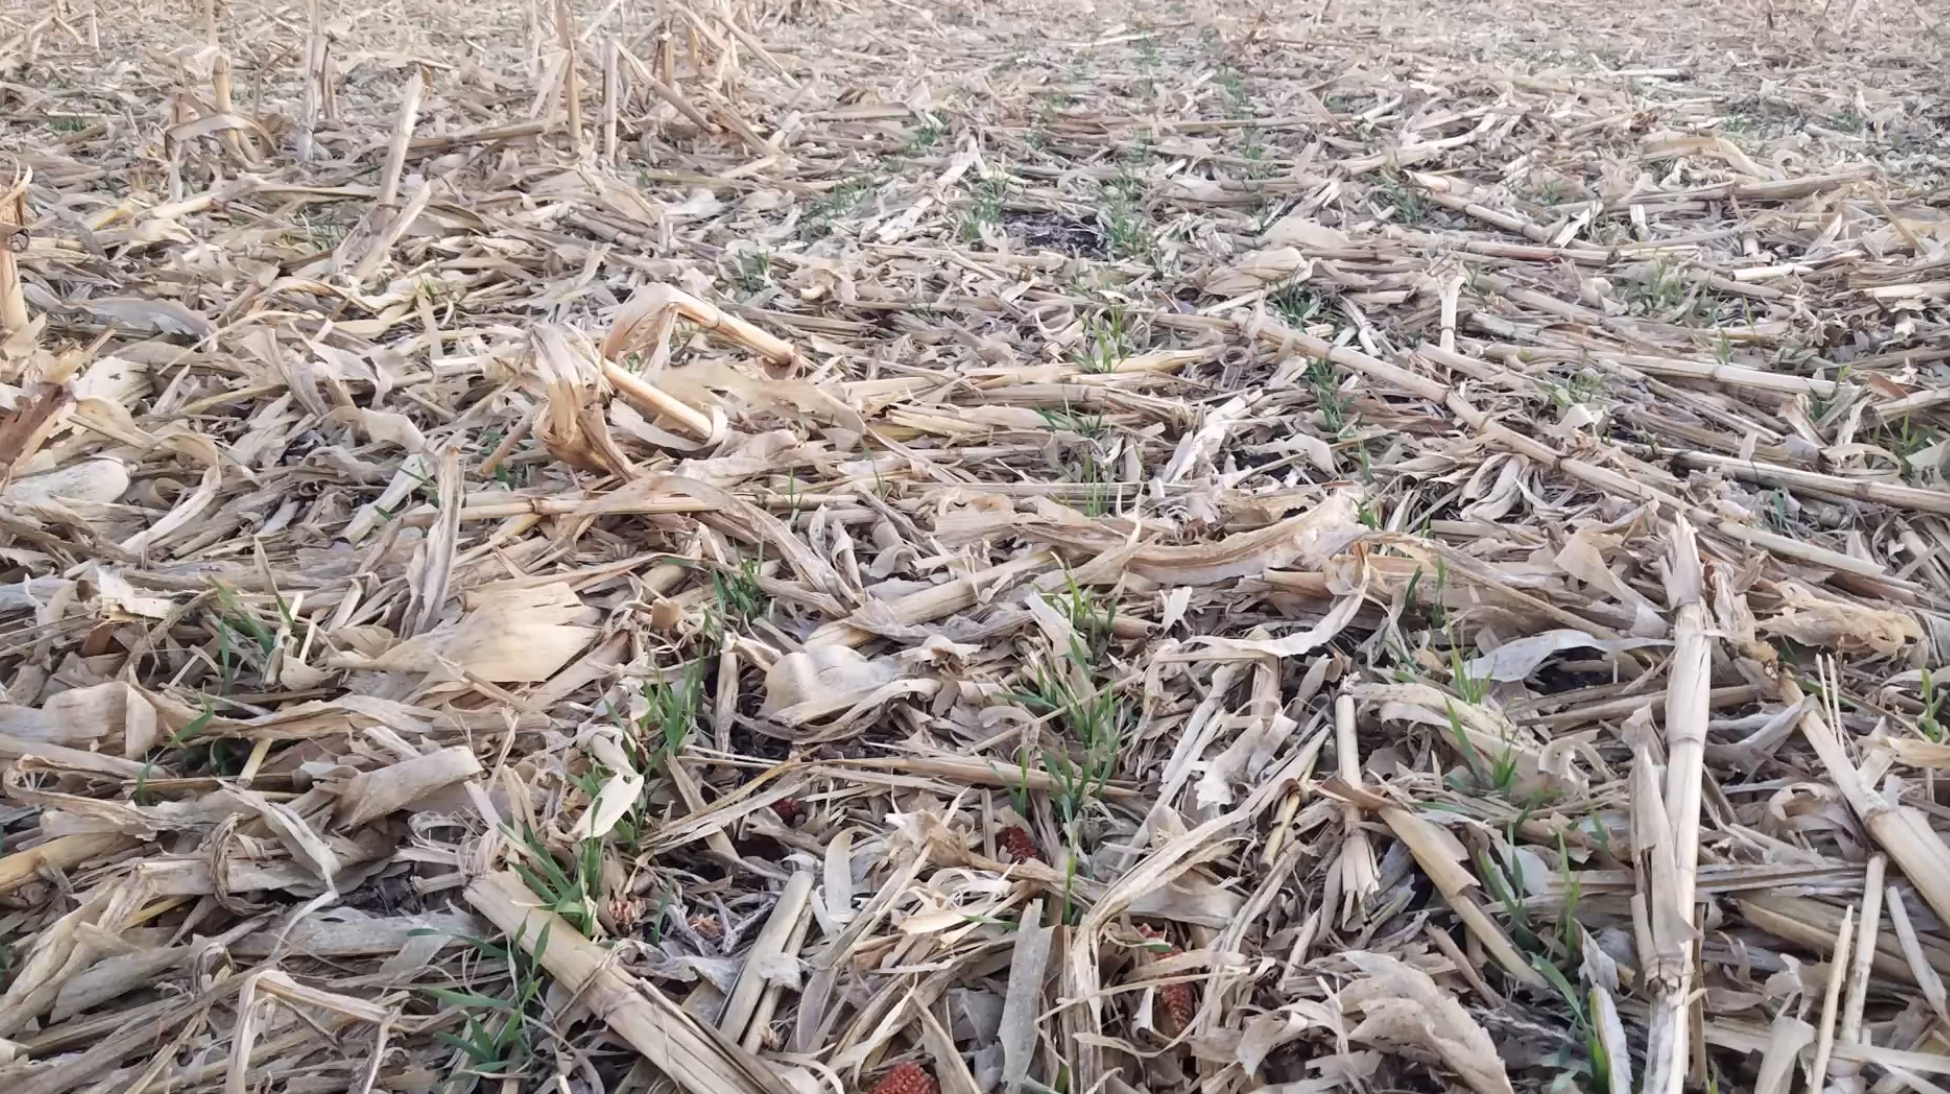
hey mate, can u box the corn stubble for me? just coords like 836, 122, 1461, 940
0, 1, 1947, 1094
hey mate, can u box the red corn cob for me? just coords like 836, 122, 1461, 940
1160, 979, 1197, 1034
998, 825, 1040, 862
866, 1062, 938, 1094
1137, 925, 1196, 1034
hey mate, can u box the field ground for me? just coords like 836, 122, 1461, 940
0, 0, 1949, 1093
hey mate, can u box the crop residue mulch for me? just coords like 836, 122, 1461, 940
0, 1, 1948, 1093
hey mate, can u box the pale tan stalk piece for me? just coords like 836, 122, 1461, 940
1333, 692, 1377, 922
1810, 908, 1856, 1094
1842, 854, 1888, 1044
554, 0, 582, 154
0, 163, 30, 347
1643, 517, 1712, 1094
717, 870, 812, 1040
1887, 887, 1950, 1023
465, 871, 794, 1094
